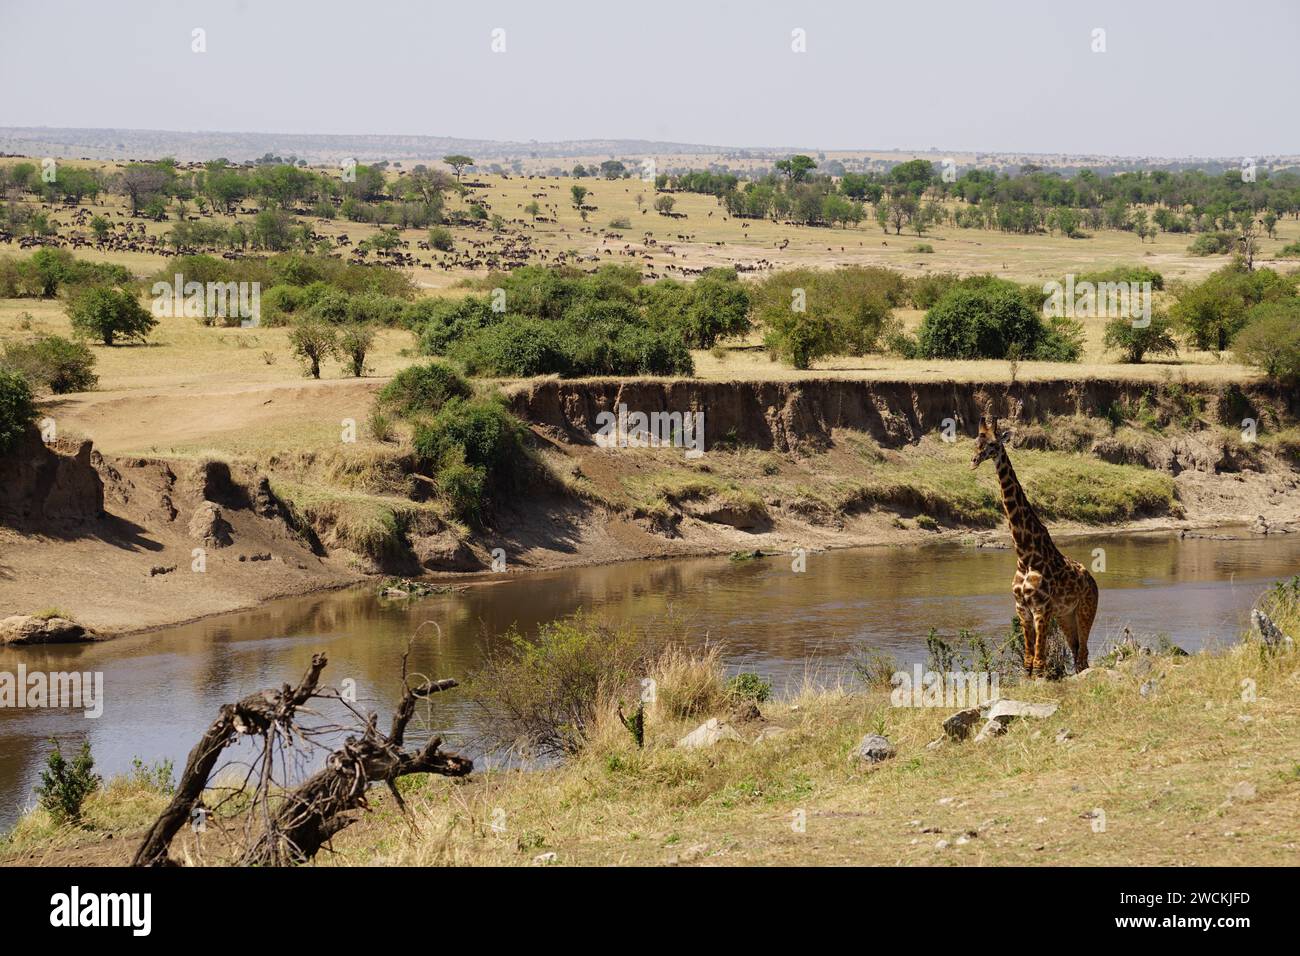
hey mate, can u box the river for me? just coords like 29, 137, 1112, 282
2, 529, 1297, 830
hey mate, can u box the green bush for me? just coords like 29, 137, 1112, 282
1171, 264, 1297, 351
428, 226, 454, 251
1072, 264, 1165, 291
1188, 232, 1236, 256
413, 296, 498, 353
0, 369, 36, 454
36, 738, 100, 825
753, 266, 899, 368
640, 268, 751, 348
376, 361, 472, 418
413, 397, 525, 521
67, 286, 158, 346
916, 280, 1046, 359
1103, 313, 1180, 363
260, 284, 306, 326
449, 317, 571, 376
908, 272, 960, 308
1, 335, 98, 393
466, 612, 650, 757
1233, 302, 1300, 380
725, 672, 773, 703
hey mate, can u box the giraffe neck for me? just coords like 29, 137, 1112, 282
994, 446, 1053, 559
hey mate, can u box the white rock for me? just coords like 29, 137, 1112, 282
985, 699, 1059, 721
677, 718, 743, 749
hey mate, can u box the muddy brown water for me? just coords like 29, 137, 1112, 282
3, 530, 1298, 831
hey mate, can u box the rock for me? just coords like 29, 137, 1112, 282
531, 852, 557, 866
753, 725, 788, 744
188, 500, 233, 548
1055, 728, 1075, 744
677, 718, 743, 749
1140, 680, 1157, 698
149, 564, 176, 576
925, 737, 945, 750
984, 699, 1059, 721
973, 718, 1006, 743
0, 614, 95, 646
855, 733, 895, 764
943, 707, 982, 741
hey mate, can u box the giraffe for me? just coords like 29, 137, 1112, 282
971, 414, 1098, 677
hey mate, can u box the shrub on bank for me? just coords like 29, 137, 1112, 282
0, 368, 36, 454
412, 396, 525, 522
376, 361, 472, 418
752, 266, 900, 369
466, 612, 651, 757
0, 335, 98, 393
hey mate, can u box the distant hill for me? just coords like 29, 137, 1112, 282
2, 126, 1297, 177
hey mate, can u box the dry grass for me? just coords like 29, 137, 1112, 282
329, 636, 1300, 867
5, 614, 1297, 867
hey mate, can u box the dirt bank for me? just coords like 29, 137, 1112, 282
506, 376, 1300, 453
2, 376, 1298, 638
0, 430, 360, 635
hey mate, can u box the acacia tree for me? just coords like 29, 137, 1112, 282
443, 154, 473, 181
775, 154, 817, 183
339, 323, 376, 377
68, 287, 157, 346
289, 317, 337, 378
119, 163, 173, 216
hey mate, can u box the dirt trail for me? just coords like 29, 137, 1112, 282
45, 378, 382, 456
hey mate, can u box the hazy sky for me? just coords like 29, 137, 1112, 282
2, 0, 1297, 156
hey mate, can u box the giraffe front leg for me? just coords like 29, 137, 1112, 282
1032, 610, 1050, 677
1016, 605, 1035, 677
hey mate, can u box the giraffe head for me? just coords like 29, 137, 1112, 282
971, 415, 1011, 469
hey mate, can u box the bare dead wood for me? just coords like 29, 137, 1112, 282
132, 652, 470, 867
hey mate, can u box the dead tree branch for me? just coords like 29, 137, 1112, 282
132, 651, 470, 867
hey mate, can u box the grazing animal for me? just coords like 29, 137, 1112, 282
971, 415, 1097, 677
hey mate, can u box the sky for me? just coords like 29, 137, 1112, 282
2, 0, 1297, 157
